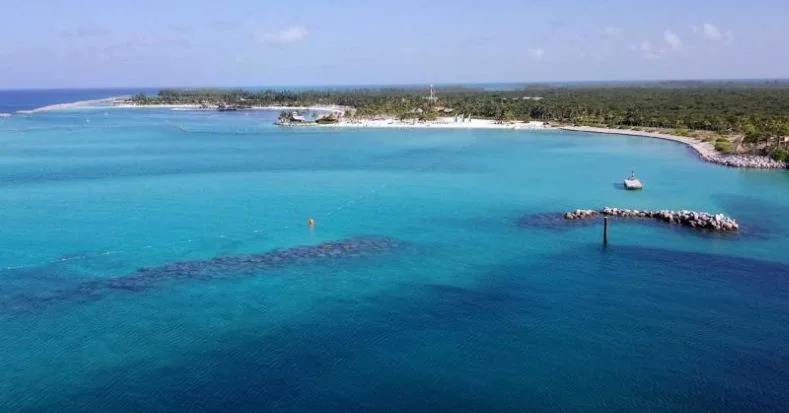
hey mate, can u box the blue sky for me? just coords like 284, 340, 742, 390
0, 0, 787, 88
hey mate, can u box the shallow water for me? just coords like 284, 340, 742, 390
1, 107, 788, 412
0, 89, 153, 113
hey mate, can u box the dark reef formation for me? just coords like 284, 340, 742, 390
2, 236, 401, 313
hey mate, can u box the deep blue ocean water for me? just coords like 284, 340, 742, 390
1, 91, 789, 412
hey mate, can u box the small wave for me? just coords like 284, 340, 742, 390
0, 113, 10, 118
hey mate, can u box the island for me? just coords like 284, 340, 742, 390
125, 82, 789, 168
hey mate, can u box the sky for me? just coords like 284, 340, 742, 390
0, 0, 787, 88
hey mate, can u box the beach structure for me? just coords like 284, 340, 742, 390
274, 111, 308, 126
624, 171, 643, 190
217, 102, 238, 112
315, 113, 339, 124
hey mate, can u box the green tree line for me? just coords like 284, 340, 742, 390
130, 85, 789, 158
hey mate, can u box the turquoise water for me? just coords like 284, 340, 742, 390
1, 107, 789, 412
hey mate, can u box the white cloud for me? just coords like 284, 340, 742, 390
528, 48, 544, 60
603, 26, 623, 36
695, 23, 733, 42
256, 26, 309, 45
703, 23, 722, 41
632, 40, 665, 60
663, 30, 682, 50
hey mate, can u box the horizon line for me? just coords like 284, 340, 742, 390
2, 78, 789, 91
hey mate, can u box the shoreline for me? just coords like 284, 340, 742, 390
560, 126, 787, 169
39, 100, 350, 113
285, 117, 551, 130
255, 104, 349, 112
11, 99, 785, 169
17, 96, 132, 114
13, 98, 351, 115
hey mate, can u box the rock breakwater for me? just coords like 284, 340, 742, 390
563, 207, 739, 232
701, 153, 787, 169
559, 126, 787, 169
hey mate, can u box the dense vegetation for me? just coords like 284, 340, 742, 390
130, 83, 789, 159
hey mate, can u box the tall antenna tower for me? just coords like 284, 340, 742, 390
427, 84, 437, 101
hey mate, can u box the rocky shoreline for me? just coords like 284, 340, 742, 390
560, 126, 787, 170
699, 153, 787, 169
563, 207, 739, 232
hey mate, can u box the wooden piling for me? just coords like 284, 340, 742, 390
603, 217, 609, 246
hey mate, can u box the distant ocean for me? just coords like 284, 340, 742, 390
1, 88, 789, 412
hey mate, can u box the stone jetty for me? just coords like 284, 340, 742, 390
563, 209, 599, 220
563, 207, 739, 232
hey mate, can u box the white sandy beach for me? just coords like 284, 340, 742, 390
90, 101, 350, 113
559, 126, 718, 159
20, 96, 132, 114
20, 96, 217, 113
160, 104, 351, 112
314, 117, 551, 130
560, 125, 786, 169
112, 103, 203, 109
256, 105, 351, 112
24, 98, 552, 131
21, 99, 307, 113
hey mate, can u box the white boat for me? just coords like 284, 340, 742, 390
624, 171, 643, 190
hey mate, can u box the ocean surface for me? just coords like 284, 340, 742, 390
1, 93, 789, 412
